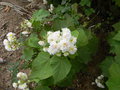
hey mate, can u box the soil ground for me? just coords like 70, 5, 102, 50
0, 0, 28, 90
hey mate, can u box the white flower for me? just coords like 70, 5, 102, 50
38, 41, 45, 46
96, 82, 105, 88
12, 82, 18, 88
94, 75, 105, 88
44, 28, 77, 56
49, 4, 54, 13
18, 83, 27, 90
47, 31, 61, 43
48, 42, 60, 55
68, 45, 77, 54
22, 31, 30, 35
59, 39, 70, 52
17, 72, 28, 80
7, 32, 16, 42
43, 47, 48, 52
47, 31, 53, 36
70, 36, 77, 44
24, 20, 32, 28
43, 0, 47, 4
5, 45, 12, 51
61, 28, 71, 40
3, 39, 9, 46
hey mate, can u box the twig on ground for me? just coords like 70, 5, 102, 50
0, 2, 32, 18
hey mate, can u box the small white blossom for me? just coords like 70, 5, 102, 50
49, 4, 54, 13
68, 45, 77, 55
3, 39, 9, 46
92, 75, 105, 88
3, 32, 20, 51
7, 32, 16, 42
12, 82, 18, 88
24, 20, 32, 28
22, 31, 30, 35
43, 47, 48, 52
18, 83, 27, 90
38, 41, 45, 46
17, 72, 28, 80
43, 0, 47, 4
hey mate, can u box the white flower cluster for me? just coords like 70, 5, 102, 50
38, 28, 77, 56
92, 75, 105, 88
48, 4, 54, 13
12, 72, 29, 90
3, 32, 20, 51
21, 20, 32, 29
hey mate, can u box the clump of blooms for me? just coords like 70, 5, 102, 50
38, 28, 77, 56
21, 20, 32, 29
92, 75, 105, 88
48, 4, 54, 13
3, 32, 20, 51
12, 72, 29, 90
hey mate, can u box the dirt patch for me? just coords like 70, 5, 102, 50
0, 0, 29, 90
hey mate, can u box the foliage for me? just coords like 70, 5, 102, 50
7, 0, 120, 90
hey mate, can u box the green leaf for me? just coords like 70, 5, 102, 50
32, 9, 50, 21
35, 86, 51, 90
22, 47, 34, 60
84, 8, 95, 16
100, 57, 114, 77
27, 33, 40, 48
112, 22, 120, 31
113, 31, 120, 41
52, 14, 74, 30
112, 0, 120, 7
77, 28, 88, 46
50, 56, 71, 83
80, 0, 91, 7
106, 63, 120, 90
30, 52, 53, 80
71, 30, 79, 38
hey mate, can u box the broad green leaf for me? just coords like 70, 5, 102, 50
77, 29, 88, 46
27, 33, 40, 48
77, 35, 98, 64
80, 0, 91, 7
112, 0, 120, 6
114, 45, 120, 64
84, 8, 95, 16
35, 86, 51, 90
71, 30, 79, 38
113, 31, 120, 41
106, 63, 120, 90
30, 52, 53, 80
50, 56, 71, 83
112, 22, 120, 31
52, 14, 74, 30
22, 47, 34, 60
32, 9, 50, 21
100, 57, 114, 77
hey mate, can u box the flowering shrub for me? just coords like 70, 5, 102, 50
3, 0, 120, 90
